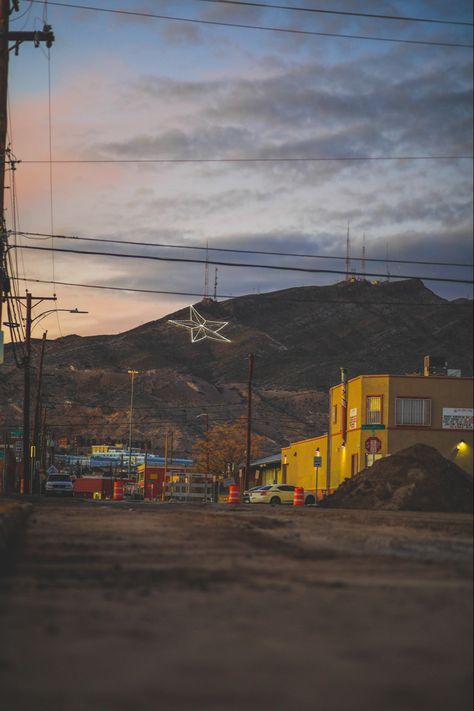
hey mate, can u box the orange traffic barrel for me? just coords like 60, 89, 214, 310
293, 487, 304, 506
228, 485, 240, 504
113, 480, 124, 501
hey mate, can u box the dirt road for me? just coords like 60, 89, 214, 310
0, 499, 472, 711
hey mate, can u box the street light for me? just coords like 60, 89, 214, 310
196, 413, 210, 502
127, 369, 140, 478
29, 307, 88, 333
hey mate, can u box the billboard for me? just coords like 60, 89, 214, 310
442, 408, 473, 431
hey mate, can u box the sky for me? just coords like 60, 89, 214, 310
4, 0, 473, 340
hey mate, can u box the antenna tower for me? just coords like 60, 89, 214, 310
345, 221, 351, 280
203, 241, 209, 299
362, 233, 366, 279
213, 267, 218, 301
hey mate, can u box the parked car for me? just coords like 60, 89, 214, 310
242, 485, 266, 503
249, 484, 315, 506
44, 473, 74, 497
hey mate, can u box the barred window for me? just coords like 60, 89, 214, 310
366, 396, 383, 425
396, 398, 431, 426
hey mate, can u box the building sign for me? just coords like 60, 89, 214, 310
442, 408, 473, 430
349, 408, 358, 430
365, 436, 382, 454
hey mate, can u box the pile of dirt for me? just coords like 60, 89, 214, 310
320, 444, 473, 512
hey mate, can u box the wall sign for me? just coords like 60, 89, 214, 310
442, 408, 473, 430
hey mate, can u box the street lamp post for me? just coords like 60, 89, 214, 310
127, 369, 139, 479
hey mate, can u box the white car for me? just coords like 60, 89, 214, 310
248, 484, 316, 506
44, 473, 74, 496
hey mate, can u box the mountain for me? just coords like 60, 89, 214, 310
0, 279, 472, 456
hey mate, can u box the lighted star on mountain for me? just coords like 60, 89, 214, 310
168, 305, 231, 343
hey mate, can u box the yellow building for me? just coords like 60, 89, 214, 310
282, 370, 473, 496
91, 445, 110, 454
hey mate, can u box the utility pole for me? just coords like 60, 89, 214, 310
32, 330, 47, 492
0, 2, 54, 492
15, 292, 56, 494
244, 352, 254, 494
0, 2, 54, 307
127, 369, 139, 479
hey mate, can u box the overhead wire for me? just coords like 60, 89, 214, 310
27, 0, 473, 48
19, 154, 474, 164
14, 276, 474, 305
12, 243, 474, 285
194, 0, 473, 27
16, 230, 474, 269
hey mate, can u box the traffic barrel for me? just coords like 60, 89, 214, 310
293, 487, 304, 506
228, 485, 240, 504
113, 480, 124, 501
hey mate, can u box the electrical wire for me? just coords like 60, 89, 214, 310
19, 154, 474, 164
16, 230, 474, 269
194, 0, 473, 27
14, 276, 474, 305
27, 1, 473, 48
12, 243, 474, 285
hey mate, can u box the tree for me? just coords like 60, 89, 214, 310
192, 416, 265, 480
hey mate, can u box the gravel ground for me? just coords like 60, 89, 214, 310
0, 499, 472, 711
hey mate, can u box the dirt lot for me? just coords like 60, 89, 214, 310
0, 499, 472, 711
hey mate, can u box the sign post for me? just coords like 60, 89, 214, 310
365, 437, 382, 454
313, 450, 322, 502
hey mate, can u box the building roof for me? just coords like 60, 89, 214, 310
251, 453, 281, 467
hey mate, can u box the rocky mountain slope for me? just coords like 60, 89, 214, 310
0, 279, 472, 455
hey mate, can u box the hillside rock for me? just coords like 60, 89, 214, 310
0, 279, 472, 455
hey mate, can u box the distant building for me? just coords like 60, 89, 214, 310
282, 367, 473, 496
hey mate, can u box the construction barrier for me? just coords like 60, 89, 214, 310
293, 487, 304, 506
228, 485, 240, 504
113, 480, 124, 501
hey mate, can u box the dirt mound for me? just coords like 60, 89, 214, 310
320, 444, 473, 512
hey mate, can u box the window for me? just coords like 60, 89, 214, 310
332, 404, 338, 423
396, 398, 431, 426
366, 396, 383, 425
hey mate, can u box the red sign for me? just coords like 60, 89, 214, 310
365, 436, 382, 454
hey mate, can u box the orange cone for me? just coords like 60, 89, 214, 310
293, 487, 304, 506
228, 485, 240, 504
113, 480, 124, 501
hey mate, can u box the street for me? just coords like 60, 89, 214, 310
0, 499, 472, 711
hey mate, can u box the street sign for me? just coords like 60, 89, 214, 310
313, 456, 322, 467
365, 437, 382, 454
47, 465, 59, 475
361, 424, 385, 430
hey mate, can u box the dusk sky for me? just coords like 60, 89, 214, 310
6, 0, 473, 339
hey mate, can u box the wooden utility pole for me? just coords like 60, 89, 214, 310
0, 2, 54, 492
244, 353, 254, 493
32, 330, 47, 491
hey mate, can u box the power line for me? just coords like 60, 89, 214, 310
13, 276, 474, 306
17, 230, 474, 269
195, 0, 473, 27
28, 1, 473, 48
18, 155, 474, 164
12, 244, 474, 284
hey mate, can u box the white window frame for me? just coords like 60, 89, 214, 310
395, 398, 432, 426
366, 395, 383, 425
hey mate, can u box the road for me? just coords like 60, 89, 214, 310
0, 499, 472, 711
